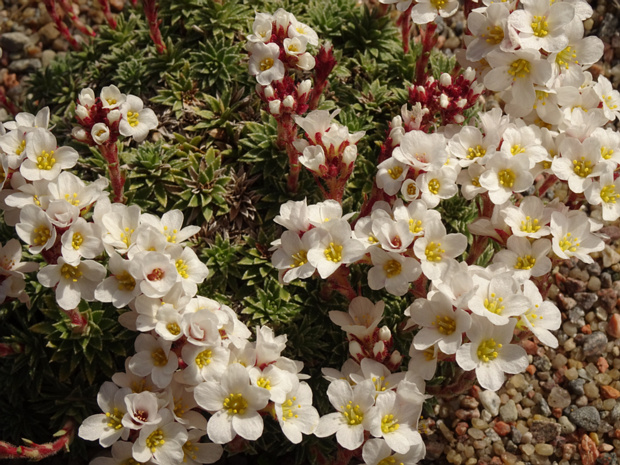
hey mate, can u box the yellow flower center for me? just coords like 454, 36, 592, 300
603, 94, 618, 110
260, 58, 274, 71
291, 250, 308, 268
342, 400, 364, 425
559, 232, 579, 252
406, 182, 417, 197
601, 146, 614, 160
425, 241, 445, 262
423, 346, 435, 361
515, 254, 536, 270
531, 15, 549, 37
166, 322, 181, 335
64, 192, 80, 206
183, 440, 199, 462
281, 396, 300, 422
477, 338, 502, 362
467, 145, 486, 160
256, 377, 271, 390
175, 259, 189, 279
520, 216, 540, 233
33, 226, 51, 246
572, 157, 593, 177
71, 232, 83, 250
484, 293, 505, 314
510, 144, 526, 156
372, 376, 387, 392
36, 150, 56, 170
556, 46, 577, 69
126, 111, 140, 128
15, 139, 26, 156
430, 0, 447, 9
61, 264, 82, 282
388, 166, 403, 180
378, 457, 397, 465
224, 393, 248, 415
116, 271, 136, 291
163, 225, 178, 243
508, 59, 531, 79
433, 315, 456, 335
151, 348, 168, 367
428, 178, 440, 195
195, 349, 212, 368
105, 407, 124, 430
120, 227, 134, 247
483, 25, 504, 45
145, 428, 165, 453
324, 242, 343, 262
471, 176, 481, 187
498, 169, 515, 188
601, 184, 620, 204
383, 259, 402, 278
409, 219, 423, 234
516, 304, 544, 330
381, 414, 400, 433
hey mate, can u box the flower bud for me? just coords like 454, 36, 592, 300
107, 109, 121, 124
463, 67, 476, 82
349, 340, 363, 359
379, 325, 391, 341
297, 79, 312, 97
440, 94, 449, 109
91, 123, 110, 145
426, 76, 435, 85
78, 88, 95, 107
454, 114, 465, 123
389, 350, 402, 367
401, 179, 418, 201
342, 145, 357, 165
264, 85, 275, 98
72, 127, 89, 141
283, 95, 295, 109
373, 340, 385, 357
269, 99, 281, 115
75, 104, 90, 120
416, 86, 426, 96
439, 73, 452, 87
457, 98, 468, 108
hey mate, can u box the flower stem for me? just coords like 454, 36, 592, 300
0, 421, 75, 460
143, 0, 166, 54
101, 143, 125, 203
97, 0, 117, 29
58, 0, 96, 37
397, 5, 414, 54
42, 0, 82, 50
414, 22, 437, 85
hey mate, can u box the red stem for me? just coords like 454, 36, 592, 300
42, 0, 82, 50
397, 5, 414, 54
58, 0, 96, 36
0, 421, 75, 460
0, 343, 23, 357
101, 143, 125, 203
536, 173, 558, 198
414, 22, 438, 85
143, 0, 166, 54
97, 0, 117, 29
277, 114, 300, 193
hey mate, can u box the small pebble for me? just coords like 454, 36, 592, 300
520, 444, 535, 456
480, 390, 501, 416
461, 396, 479, 410
608, 314, 620, 339
575, 395, 589, 407
568, 406, 601, 431
565, 367, 579, 380
601, 385, 620, 399
494, 421, 511, 436
534, 444, 554, 456
584, 382, 599, 399
558, 415, 576, 434
500, 400, 518, 423
529, 420, 561, 443
548, 386, 572, 409
587, 276, 601, 291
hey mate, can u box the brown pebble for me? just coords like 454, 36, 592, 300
582, 324, 592, 334
526, 364, 536, 375
460, 395, 479, 410
597, 357, 609, 373
456, 422, 469, 436
489, 457, 502, 465
552, 407, 563, 418
600, 385, 620, 399
521, 340, 538, 355
494, 421, 511, 436
579, 433, 600, 465
608, 314, 620, 339
455, 409, 480, 420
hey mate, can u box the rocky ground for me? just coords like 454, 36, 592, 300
1, 1, 620, 465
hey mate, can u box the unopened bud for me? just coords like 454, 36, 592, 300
342, 145, 357, 165
264, 85, 275, 98
472, 83, 485, 94
389, 350, 402, 367
426, 76, 435, 85
463, 67, 476, 82
269, 100, 281, 115
72, 127, 89, 141
297, 79, 312, 97
283, 95, 295, 109
454, 114, 465, 123
439, 73, 452, 87
416, 86, 426, 95
75, 105, 90, 120
440, 94, 449, 109
391, 115, 402, 128
379, 325, 391, 341
78, 88, 95, 107
107, 109, 121, 124
349, 340, 363, 359
373, 340, 385, 357
91, 123, 110, 145
457, 98, 468, 108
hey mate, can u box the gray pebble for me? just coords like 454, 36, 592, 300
499, 400, 518, 423
533, 355, 552, 372
610, 402, 620, 422
597, 453, 618, 465
530, 420, 561, 443
574, 293, 598, 310
479, 390, 501, 416
0, 31, 30, 53
601, 272, 612, 288
548, 386, 571, 409
569, 306, 585, 325
558, 415, 576, 434
505, 439, 518, 453
582, 331, 608, 357
8, 58, 41, 73
568, 406, 601, 431
485, 428, 500, 442
586, 262, 601, 276
538, 397, 552, 417
567, 379, 586, 397
511, 426, 522, 444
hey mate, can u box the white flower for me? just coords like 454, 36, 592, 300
298, 145, 326, 175
413, 219, 467, 282
247, 12, 274, 43
122, 391, 163, 430
128, 334, 179, 388
456, 316, 528, 391
362, 438, 425, 465
47, 171, 108, 209
466, 3, 514, 62
408, 291, 471, 354
552, 137, 606, 194
401, 179, 419, 201
78, 382, 131, 447
60, 217, 103, 264
368, 247, 421, 297
306, 219, 366, 279
271, 230, 317, 283
393, 199, 442, 238
372, 217, 414, 254
139, 209, 200, 246
499, 125, 547, 169
329, 296, 384, 341
593, 75, 620, 121
418, 166, 459, 208
467, 273, 530, 326
20, 129, 79, 181
287, 18, 319, 46
167, 245, 209, 297
91, 123, 110, 145
408, 344, 438, 381
180, 341, 230, 385
314, 379, 375, 450
478, 153, 533, 205
274, 198, 310, 233
37, 257, 106, 310
95, 253, 141, 308
376, 157, 408, 195
99, 204, 142, 254
119, 95, 158, 143
181, 430, 223, 465
132, 409, 188, 465
194, 363, 271, 443
100, 84, 125, 109
517, 281, 561, 348
392, 131, 447, 171
248, 42, 285, 86
492, 236, 552, 280
131, 252, 179, 298
550, 211, 604, 263
274, 379, 320, 444
410, 0, 459, 24
255, 325, 288, 367
15, 204, 57, 254
501, 196, 551, 239
584, 172, 620, 221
